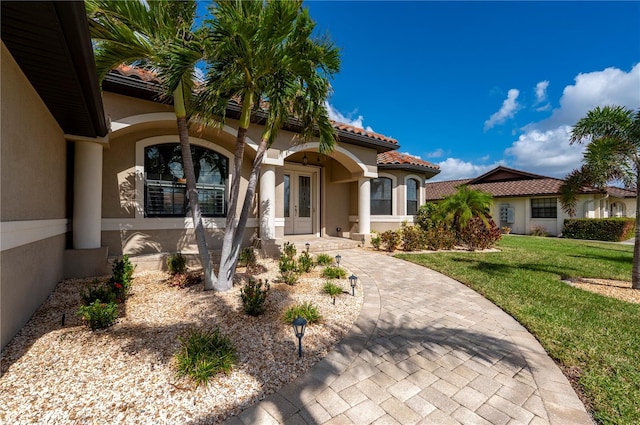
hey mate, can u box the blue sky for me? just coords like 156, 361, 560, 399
301, 1, 640, 181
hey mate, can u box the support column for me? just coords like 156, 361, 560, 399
73, 141, 103, 249
259, 165, 276, 240
358, 177, 371, 235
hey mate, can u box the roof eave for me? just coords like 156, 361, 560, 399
378, 163, 441, 178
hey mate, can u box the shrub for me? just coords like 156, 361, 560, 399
238, 247, 257, 268
415, 202, 440, 231
380, 230, 401, 252
110, 254, 135, 297
401, 224, 425, 251
370, 232, 382, 250
457, 217, 502, 250
76, 300, 118, 330
280, 270, 300, 285
168, 271, 203, 288
174, 328, 236, 387
530, 225, 549, 237
167, 252, 187, 275
282, 241, 297, 259
563, 218, 635, 242
424, 223, 456, 250
282, 301, 322, 324
323, 266, 347, 279
297, 251, 315, 273
81, 279, 116, 305
315, 253, 333, 266
501, 226, 511, 234
279, 255, 297, 273
240, 278, 270, 316
323, 281, 343, 304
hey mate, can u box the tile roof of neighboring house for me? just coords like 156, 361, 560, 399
425, 166, 636, 201
377, 151, 440, 172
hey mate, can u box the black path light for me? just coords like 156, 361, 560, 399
305, 242, 310, 253
349, 274, 358, 296
335, 254, 342, 267
292, 317, 308, 358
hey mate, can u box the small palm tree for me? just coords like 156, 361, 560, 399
198, 0, 340, 291
560, 105, 640, 289
438, 185, 493, 233
86, 0, 217, 289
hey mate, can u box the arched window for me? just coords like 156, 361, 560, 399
610, 201, 626, 217
144, 143, 227, 217
406, 178, 419, 215
371, 177, 392, 215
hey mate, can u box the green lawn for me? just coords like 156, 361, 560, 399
396, 236, 640, 425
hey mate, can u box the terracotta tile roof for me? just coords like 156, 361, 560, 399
332, 122, 397, 144
377, 151, 440, 170
112, 64, 160, 83
606, 186, 637, 198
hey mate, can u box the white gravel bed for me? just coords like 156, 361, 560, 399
0, 260, 362, 424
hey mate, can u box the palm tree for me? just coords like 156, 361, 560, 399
85, 0, 217, 289
197, 0, 340, 291
560, 105, 640, 289
437, 185, 493, 233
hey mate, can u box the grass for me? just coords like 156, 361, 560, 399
174, 328, 236, 388
396, 236, 640, 425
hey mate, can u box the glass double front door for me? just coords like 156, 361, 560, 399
284, 171, 313, 235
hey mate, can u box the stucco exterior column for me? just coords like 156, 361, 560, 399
358, 177, 371, 235
73, 141, 103, 249
259, 165, 276, 240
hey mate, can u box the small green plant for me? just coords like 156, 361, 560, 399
280, 270, 300, 285
167, 252, 187, 275
322, 266, 347, 279
401, 223, 425, 251
238, 247, 257, 268
323, 281, 343, 305
297, 251, 315, 273
240, 278, 270, 316
174, 328, 236, 388
315, 253, 333, 266
370, 231, 382, 250
282, 301, 322, 324
380, 230, 401, 252
76, 300, 119, 330
110, 254, 135, 296
279, 255, 298, 273
80, 279, 116, 305
282, 241, 297, 259
168, 271, 202, 288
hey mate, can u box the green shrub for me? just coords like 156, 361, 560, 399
322, 266, 347, 279
110, 254, 135, 297
323, 281, 343, 304
282, 241, 297, 259
168, 271, 203, 288
238, 247, 257, 268
415, 202, 440, 231
315, 253, 333, 266
174, 328, 236, 387
297, 251, 315, 273
530, 225, 549, 237
457, 217, 502, 250
76, 300, 119, 330
167, 252, 187, 275
401, 224, 425, 251
279, 255, 297, 273
280, 270, 300, 285
380, 230, 401, 252
282, 301, 322, 324
563, 218, 635, 242
424, 223, 456, 250
81, 279, 116, 305
370, 232, 382, 250
240, 278, 270, 316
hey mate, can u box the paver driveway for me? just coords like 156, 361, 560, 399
225, 250, 592, 424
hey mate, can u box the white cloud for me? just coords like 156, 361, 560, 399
484, 89, 520, 131
325, 102, 374, 132
534, 80, 549, 103
430, 158, 505, 182
425, 148, 444, 158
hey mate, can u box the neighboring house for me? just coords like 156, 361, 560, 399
0, 2, 439, 348
425, 166, 636, 236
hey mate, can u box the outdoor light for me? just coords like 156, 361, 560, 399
302, 153, 308, 166
305, 242, 310, 253
349, 274, 358, 296
335, 254, 342, 267
292, 317, 308, 358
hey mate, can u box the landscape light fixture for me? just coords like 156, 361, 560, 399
349, 274, 358, 296
292, 317, 308, 358
305, 242, 310, 253
335, 254, 341, 267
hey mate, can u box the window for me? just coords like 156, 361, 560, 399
371, 177, 392, 215
531, 198, 557, 218
144, 143, 227, 217
406, 178, 419, 215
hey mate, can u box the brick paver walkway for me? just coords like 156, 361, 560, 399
225, 250, 592, 424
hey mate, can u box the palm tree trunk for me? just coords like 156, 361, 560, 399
632, 172, 640, 289
174, 85, 215, 290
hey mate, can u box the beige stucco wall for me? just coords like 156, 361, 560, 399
369, 169, 425, 232
322, 158, 352, 237
1, 43, 68, 348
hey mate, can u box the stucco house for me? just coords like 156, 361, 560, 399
1, 2, 439, 348
425, 166, 637, 236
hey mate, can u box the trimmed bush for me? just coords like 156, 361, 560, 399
315, 253, 333, 266
110, 254, 135, 297
297, 251, 315, 273
401, 224, 425, 251
563, 218, 635, 242
322, 266, 347, 279
380, 230, 401, 252
76, 300, 118, 330
457, 217, 502, 250
81, 279, 116, 305
415, 202, 440, 231
167, 252, 187, 275
424, 224, 456, 250
174, 328, 236, 387
240, 278, 270, 316
282, 301, 321, 324
370, 232, 382, 250
530, 225, 549, 237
